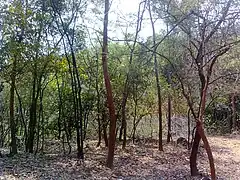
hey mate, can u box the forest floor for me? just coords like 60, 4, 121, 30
0, 135, 239, 180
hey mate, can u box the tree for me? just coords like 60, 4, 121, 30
148, 0, 163, 151
50, 0, 87, 159
119, 0, 147, 149
102, 0, 117, 169
151, 0, 240, 178
1, 0, 28, 155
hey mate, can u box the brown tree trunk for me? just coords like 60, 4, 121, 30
122, 117, 127, 148
9, 57, 17, 155
26, 68, 38, 153
231, 93, 237, 131
120, 1, 146, 148
187, 108, 191, 150
190, 128, 201, 175
121, 90, 128, 149
148, 1, 163, 151
132, 99, 137, 144
190, 84, 216, 179
102, 0, 117, 169
167, 95, 172, 143
96, 74, 101, 147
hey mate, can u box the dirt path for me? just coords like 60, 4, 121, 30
207, 135, 240, 179
0, 136, 239, 179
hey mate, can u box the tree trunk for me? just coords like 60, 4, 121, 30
27, 99, 37, 153
35, 87, 43, 154
9, 58, 17, 155
231, 93, 237, 131
132, 98, 137, 144
26, 69, 38, 153
167, 95, 172, 143
65, 40, 84, 159
121, 91, 128, 149
65, 51, 78, 156
56, 74, 62, 140
187, 108, 191, 150
96, 65, 101, 147
190, 128, 201, 175
148, 2, 163, 151
122, 115, 127, 148
190, 83, 216, 179
119, 0, 145, 148
102, 0, 117, 169
15, 86, 27, 151
41, 94, 45, 153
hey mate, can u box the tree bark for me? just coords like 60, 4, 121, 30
231, 93, 237, 131
119, 0, 146, 149
56, 74, 62, 140
187, 108, 191, 150
15, 86, 27, 151
190, 128, 201, 175
9, 57, 17, 155
148, 1, 163, 151
102, 0, 117, 169
190, 83, 216, 179
96, 58, 101, 147
132, 99, 138, 144
167, 95, 172, 143
26, 67, 38, 153
121, 92, 128, 149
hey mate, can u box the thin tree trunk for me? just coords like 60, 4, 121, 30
59, 76, 71, 154
74, 58, 84, 160
231, 93, 237, 131
9, 57, 17, 155
102, 0, 117, 169
187, 108, 191, 150
41, 95, 45, 153
148, 1, 163, 151
167, 95, 172, 143
96, 57, 101, 147
35, 87, 43, 154
63, 37, 84, 159
26, 65, 37, 153
64, 50, 76, 155
27, 98, 37, 153
121, 94, 127, 149
26, 58, 43, 153
132, 98, 137, 144
56, 74, 62, 140
120, 0, 146, 149
15, 86, 27, 150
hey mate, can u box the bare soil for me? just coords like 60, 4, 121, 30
0, 135, 239, 179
